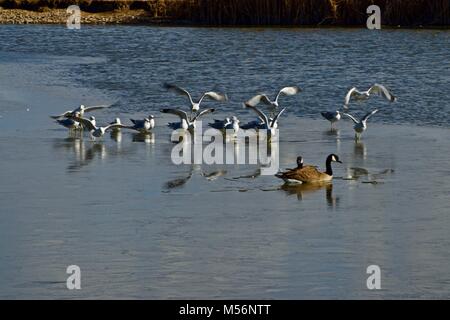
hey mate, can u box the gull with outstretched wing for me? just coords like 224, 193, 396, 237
50, 104, 111, 119
246, 86, 301, 112
344, 84, 396, 108
163, 83, 227, 116
69, 115, 133, 140
342, 109, 379, 141
244, 103, 285, 139
161, 108, 215, 131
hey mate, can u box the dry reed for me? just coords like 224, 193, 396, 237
0, 0, 449, 26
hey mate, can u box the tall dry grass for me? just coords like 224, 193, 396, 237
0, 0, 449, 26
188, 0, 333, 25
383, 0, 450, 25
188, 0, 450, 26
333, 0, 450, 26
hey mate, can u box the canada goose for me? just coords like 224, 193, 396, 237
163, 83, 227, 117
246, 86, 301, 111
275, 154, 342, 184
321, 110, 341, 129
130, 115, 155, 133
244, 103, 285, 139
50, 104, 110, 119
342, 109, 378, 141
285, 156, 304, 170
344, 84, 396, 108
161, 108, 215, 131
69, 115, 131, 140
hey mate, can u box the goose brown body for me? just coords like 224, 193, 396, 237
279, 166, 332, 183
276, 154, 342, 184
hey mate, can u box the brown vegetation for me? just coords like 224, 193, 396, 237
0, 0, 449, 26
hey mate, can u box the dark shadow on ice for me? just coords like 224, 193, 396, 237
280, 182, 339, 208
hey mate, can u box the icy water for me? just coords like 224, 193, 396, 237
0, 25, 450, 299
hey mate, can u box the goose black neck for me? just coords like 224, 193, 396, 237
325, 155, 333, 176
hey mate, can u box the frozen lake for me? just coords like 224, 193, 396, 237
0, 25, 449, 299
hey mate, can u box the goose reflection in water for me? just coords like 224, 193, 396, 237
281, 182, 339, 208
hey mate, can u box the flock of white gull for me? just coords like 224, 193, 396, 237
51, 83, 396, 183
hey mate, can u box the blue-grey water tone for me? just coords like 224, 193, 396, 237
0, 25, 449, 299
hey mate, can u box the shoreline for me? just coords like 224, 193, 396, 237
0, 8, 173, 25
0, 8, 449, 28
